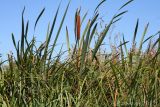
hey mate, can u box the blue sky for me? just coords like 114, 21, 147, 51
0, 0, 160, 59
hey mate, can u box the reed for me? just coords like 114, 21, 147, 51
1, 0, 160, 106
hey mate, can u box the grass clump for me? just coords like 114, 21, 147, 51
1, 0, 160, 106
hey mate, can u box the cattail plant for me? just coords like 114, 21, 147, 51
1, 0, 160, 107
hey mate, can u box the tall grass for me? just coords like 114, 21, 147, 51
1, 0, 160, 106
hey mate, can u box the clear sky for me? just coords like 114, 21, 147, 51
0, 0, 160, 59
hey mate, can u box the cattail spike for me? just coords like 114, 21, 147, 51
76, 9, 81, 40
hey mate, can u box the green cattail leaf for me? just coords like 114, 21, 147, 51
42, 2, 61, 61
34, 8, 45, 31
132, 19, 139, 49
118, 41, 129, 48
25, 21, 29, 37
120, 41, 125, 71
49, 0, 71, 59
138, 23, 149, 52
123, 34, 128, 55
80, 13, 99, 72
42, 23, 50, 61
23, 21, 30, 60
142, 31, 159, 45
119, 0, 134, 10
146, 39, 152, 54
81, 11, 88, 25
113, 11, 128, 20
92, 18, 113, 60
47, 4, 60, 45
112, 17, 122, 24
89, 23, 97, 47
94, 0, 106, 13
21, 7, 25, 56
80, 20, 90, 48
24, 39, 34, 59
152, 37, 160, 50
24, 21, 29, 48
17, 41, 21, 64
66, 26, 71, 55
142, 35, 153, 44
80, 23, 91, 73
90, 13, 99, 27
11, 33, 17, 51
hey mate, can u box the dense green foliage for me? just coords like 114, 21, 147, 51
1, 0, 160, 106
